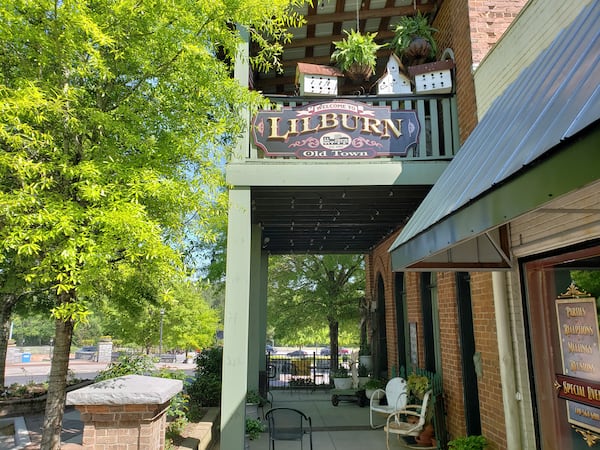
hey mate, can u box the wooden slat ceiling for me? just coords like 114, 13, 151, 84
253, 185, 433, 254
252, 0, 441, 95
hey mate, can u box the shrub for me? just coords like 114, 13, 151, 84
187, 347, 223, 407
245, 418, 265, 440
94, 353, 156, 381
448, 435, 488, 450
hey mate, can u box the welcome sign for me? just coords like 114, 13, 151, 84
252, 100, 420, 159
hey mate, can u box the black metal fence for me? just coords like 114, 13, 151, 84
267, 352, 341, 390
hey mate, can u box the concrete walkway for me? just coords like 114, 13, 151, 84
246, 389, 416, 450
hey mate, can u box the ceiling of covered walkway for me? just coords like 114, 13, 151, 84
253, 184, 432, 254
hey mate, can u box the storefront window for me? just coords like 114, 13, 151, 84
523, 246, 600, 450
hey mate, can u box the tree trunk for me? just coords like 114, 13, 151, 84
0, 294, 18, 388
40, 309, 75, 450
329, 319, 339, 374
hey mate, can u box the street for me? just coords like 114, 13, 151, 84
4, 359, 196, 386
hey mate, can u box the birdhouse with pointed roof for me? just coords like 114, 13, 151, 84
377, 53, 412, 95
296, 63, 343, 96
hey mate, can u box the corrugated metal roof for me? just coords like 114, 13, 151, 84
389, 1, 600, 265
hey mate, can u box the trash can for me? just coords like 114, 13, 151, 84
21, 352, 31, 363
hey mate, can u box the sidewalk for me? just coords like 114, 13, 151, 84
246, 390, 411, 450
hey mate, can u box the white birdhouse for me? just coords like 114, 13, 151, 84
408, 59, 455, 94
377, 54, 412, 95
296, 63, 343, 96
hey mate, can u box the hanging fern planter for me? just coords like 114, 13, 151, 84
331, 29, 386, 83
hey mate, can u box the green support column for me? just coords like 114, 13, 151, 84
220, 187, 251, 449
221, 23, 251, 449
247, 225, 263, 391
258, 249, 269, 381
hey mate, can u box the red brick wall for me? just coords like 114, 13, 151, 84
470, 272, 506, 449
435, 272, 467, 439
432, 0, 525, 143
77, 402, 168, 450
468, 0, 528, 67
433, 0, 478, 143
367, 2, 525, 447
366, 231, 400, 375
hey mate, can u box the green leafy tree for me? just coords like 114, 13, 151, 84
0, 1, 305, 447
100, 278, 219, 354
268, 254, 365, 371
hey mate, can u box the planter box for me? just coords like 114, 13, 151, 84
408, 60, 454, 94
0, 380, 94, 417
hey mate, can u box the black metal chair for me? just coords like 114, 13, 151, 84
264, 407, 313, 450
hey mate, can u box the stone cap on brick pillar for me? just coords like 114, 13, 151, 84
66, 374, 183, 406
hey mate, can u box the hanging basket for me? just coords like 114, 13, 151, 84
345, 63, 374, 82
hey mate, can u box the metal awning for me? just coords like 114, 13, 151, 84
389, 2, 600, 271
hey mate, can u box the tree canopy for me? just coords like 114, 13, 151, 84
268, 254, 365, 368
0, 0, 306, 447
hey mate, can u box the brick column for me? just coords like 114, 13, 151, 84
67, 374, 182, 450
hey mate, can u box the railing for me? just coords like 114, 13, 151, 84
267, 353, 338, 390
247, 93, 459, 161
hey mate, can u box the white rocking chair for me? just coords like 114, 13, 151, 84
384, 389, 433, 450
369, 377, 408, 429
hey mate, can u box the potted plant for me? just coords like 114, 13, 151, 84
390, 11, 438, 66
448, 435, 488, 450
357, 363, 370, 388
332, 366, 352, 389
364, 377, 386, 399
407, 373, 430, 400
246, 390, 265, 419
245, 417, 265, 446
331, 29, 386, 82
359, 343, 373, 371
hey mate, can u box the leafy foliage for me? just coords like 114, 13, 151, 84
187, 347, 223, 407
331, 29, 385, 74
448, 435, 488, 450
245, 417, 265, 440
268, 254, 364, 370
94, 353, 157, 381
0, 0, 307, 444
391, 12, 438, 59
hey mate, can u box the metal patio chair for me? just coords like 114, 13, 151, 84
384, 389, 433, 450
265, 407, 313, 450
369, 377, 408, 429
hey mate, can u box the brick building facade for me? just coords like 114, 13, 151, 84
365, 0, 528, 447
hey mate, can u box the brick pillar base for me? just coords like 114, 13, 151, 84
67, 375, 182, 450
77, 402, 169, 450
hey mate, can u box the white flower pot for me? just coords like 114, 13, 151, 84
333, 377, 352, 389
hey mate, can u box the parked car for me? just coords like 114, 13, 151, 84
266, 344, 276, 354
320, 347, 331, 356
287, 350, 308, 357
74, 346, 97, 360
339, 348, 350, 355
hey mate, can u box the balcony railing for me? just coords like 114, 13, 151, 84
246, 93, 459, 161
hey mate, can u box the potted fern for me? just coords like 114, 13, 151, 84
391, 12, 438, 66
331, 29, 386, 82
